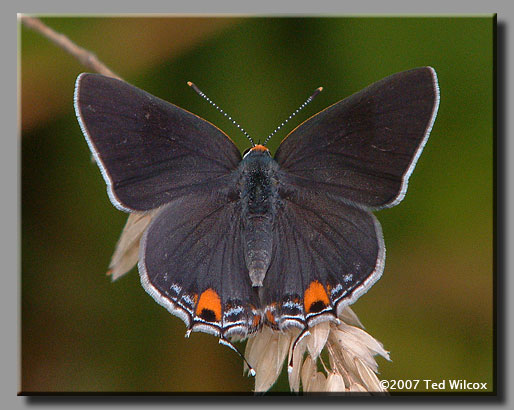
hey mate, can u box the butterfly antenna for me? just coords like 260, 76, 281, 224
188, 82, 256, 147
262, 86, 323, 146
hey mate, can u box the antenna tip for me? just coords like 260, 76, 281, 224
187, 81, 193, 87
317, 86, 323, 92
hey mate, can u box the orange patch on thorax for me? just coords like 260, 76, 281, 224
251, 144, 269, 153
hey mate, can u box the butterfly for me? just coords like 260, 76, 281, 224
74, 67, 439, 369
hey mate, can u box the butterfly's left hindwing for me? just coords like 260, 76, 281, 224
139, 191, 262, 339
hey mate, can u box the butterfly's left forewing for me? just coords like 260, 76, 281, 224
74, 73, 242, 212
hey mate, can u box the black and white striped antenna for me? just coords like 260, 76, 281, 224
188, 82, 256, 147
188, 82, 323, 147
262, 86, 323, 146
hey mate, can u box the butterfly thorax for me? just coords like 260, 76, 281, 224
239, 148, 278, 287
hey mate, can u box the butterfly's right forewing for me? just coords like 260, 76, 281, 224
275, 67, 439, 209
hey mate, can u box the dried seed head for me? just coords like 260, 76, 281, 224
245, 307, 390, 393
107, 211, 157, 280
244, 326, 292, 392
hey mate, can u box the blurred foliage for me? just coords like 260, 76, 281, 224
20, 16, 494, 393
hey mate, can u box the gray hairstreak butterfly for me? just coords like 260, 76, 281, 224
74, 67, 439, 373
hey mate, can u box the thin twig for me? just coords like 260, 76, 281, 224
20, 15, 121, 80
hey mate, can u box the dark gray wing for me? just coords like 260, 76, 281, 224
261, 189, 384, 329
139, 192, 261, 339
74, 73, 242, 212
275, 67, 439, 209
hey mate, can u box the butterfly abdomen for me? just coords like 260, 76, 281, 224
239, 148, 279, 287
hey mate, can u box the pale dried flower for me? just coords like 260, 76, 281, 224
244, 326, 291, 392
107, 211, 157, 280
245, 307, 390, 394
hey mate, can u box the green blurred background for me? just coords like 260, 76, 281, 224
20, 16, 494, 393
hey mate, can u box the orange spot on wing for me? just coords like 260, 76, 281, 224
196, 288, 222, 322
304, 280, 330, 314
265, 310, 276, 325
252, 314, 262, 328
251, 144, 269, 153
